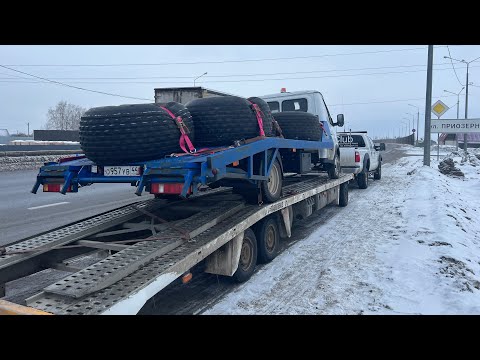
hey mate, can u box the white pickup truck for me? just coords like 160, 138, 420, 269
337, 131, 385, 189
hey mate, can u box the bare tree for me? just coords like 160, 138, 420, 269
46, 101, 87, 130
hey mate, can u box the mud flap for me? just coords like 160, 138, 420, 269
204, 232, 244, 276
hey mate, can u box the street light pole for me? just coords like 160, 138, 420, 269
443, 87, 464, 150
408, 104, 420, 145
444, 55, 480, 151
465, 63, 469, 150
424, 45, 433, 166
193, 72, 208, 87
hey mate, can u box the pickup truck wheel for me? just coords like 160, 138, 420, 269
256, 217, 280, 263
261, 158, 283, 203
374, 161, 382, 180
357, 170, 369, 189
233, 228, 258, 283
339, 182, 349, 207
328, 154, 340, 179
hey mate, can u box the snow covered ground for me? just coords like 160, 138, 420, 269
8, 140, 79, 145
205, 146, 480, 315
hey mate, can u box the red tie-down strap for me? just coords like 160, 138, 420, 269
160, 106, 196, 154
319, 121, 329, 137
247, 101, 266, 137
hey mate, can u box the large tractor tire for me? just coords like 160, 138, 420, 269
272, 112, 322, 141
186, 96, 272, 147
79, 102, 194, 165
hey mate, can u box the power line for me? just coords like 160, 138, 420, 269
0, 61, 466, 81
0, 65, 152, 101
447, 45, 464, 86
3, 46, 444, 67
328, 94, 458, 107
2, 64, 479, 85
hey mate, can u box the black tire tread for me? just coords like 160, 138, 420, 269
79, 102, 194, 165
272, 111, 322, 141
186, 96, 272, 147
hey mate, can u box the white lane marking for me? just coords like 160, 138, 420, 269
28, 202, 70, 210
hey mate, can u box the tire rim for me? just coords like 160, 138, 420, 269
239, 236, 254, 271
267, 162, 280, 195
265, 225, 276, 253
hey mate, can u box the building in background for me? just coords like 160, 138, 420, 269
154, 87, 233, 104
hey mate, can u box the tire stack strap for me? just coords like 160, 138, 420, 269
319, 121, 329, 137
272, 119, 284, 138
247, 101, 266, 137
159, 106, 196, 154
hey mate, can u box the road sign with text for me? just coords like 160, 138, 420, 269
430, 119, 480, 133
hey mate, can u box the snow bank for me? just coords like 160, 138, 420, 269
8, 140, 80, 145
205, 150, 480, 315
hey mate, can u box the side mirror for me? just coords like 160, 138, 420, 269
336, 114, 344, 127
380, 143, 386, 151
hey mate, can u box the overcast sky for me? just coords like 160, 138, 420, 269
1, 45, 479, 139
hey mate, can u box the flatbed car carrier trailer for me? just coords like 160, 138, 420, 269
0, 173, 352, 315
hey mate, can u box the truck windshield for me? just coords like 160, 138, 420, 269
337, 134, 366, 147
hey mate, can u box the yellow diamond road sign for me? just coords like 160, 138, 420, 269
432, 100, 449, 118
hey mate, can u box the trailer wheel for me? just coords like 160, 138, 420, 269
233, 228, 258, 283
339, 182, 349, 207
374, 161, 382, 180
256, 217, 280, 263
261, 158, 283, 203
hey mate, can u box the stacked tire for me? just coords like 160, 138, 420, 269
186, 96, 273, 147
272, 112, 322, 141
79, 102, 194, 165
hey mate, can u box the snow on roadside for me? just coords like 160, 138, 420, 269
205, 148, 480, 315
0, 154, 76, 172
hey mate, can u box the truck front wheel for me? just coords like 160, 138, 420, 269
233, 228, 258, 283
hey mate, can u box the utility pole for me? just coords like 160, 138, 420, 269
464, 63, 469, 151
27, 122, 30, 137
424, 45, 433, 166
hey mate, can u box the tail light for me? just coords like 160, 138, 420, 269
355, 151, 361, 163
43, 184, 72, 192
150, 183, 192, 195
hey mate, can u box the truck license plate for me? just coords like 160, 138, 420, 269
104, 166, 139, 176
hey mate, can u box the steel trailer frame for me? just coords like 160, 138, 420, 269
31, 135, 335, 199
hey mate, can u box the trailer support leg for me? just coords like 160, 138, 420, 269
61, 171, 75, 194
31, 178, 41, 194
135, 177, 146, 196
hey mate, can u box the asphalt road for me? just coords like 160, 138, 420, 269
0, 169, 154, 246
